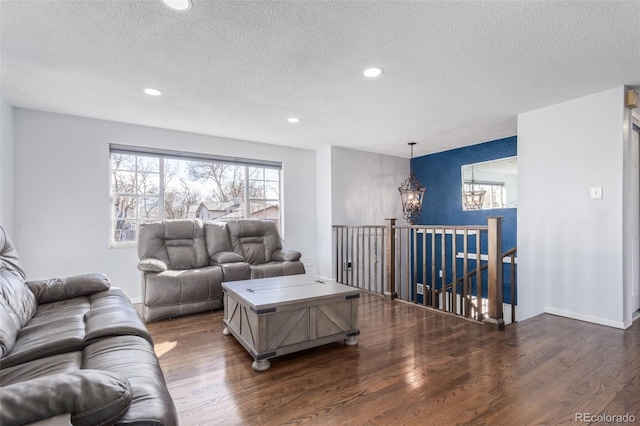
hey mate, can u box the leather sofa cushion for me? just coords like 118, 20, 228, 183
85, 306, 152, 345
1, 288, 151, 368
0, 370, 132, 426
83, 335, 178, 425
144, 265, 223, 307
1, 306, 86, 369
0, 352, 83, 386
25, 273, 110, 304
0, 270, 37, 332
0, 227, 37, 354
0, 300, 19, 358
0, 226, 26, 282
138, 220, 209, 270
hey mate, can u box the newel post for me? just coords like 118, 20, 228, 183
385, 218, 397, 299
486, 217, 505, 330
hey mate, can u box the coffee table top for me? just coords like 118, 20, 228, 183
222, 274, 360, 311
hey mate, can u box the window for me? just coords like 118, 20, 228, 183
110, 145, 282, 246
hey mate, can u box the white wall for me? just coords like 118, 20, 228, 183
518, 86, 626, 328
13, 108, 316, 301
315, 146, 333, 279
330, 146, 407, 225
0, 98, 15, 234
314, 146, 407, 279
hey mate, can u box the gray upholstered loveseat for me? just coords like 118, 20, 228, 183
137, 219, 305, 322
0, 226, 177, 426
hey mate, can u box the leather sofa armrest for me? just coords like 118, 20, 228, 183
25, 273, 111, 304
137, 258, 168, 273
272, 249, 302, 262
0, 370, 132, 426
211, 251, 245, 264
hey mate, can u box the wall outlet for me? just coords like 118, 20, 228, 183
343, 261, 352, 271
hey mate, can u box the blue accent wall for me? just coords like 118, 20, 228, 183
411, 136, 517, 303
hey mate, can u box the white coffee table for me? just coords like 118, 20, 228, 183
222, 274, 360, 371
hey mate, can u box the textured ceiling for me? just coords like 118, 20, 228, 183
1, 0, 639, 157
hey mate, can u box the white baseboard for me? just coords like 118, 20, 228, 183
129, 296, 141, 304
544, 307, 629, 329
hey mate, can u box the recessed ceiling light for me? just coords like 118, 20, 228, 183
287, 117, 300, 123
162, 0, 192, 11
143, 88, 163, 96
363, 67, 383, 78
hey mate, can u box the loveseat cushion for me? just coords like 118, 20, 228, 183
227, 220, 283, 265
272, 249, 302, 262
204, 222, 235, 259
138, 220, 209, 270
250, 261, 306, 279
210, 251, 245, 264
0, 370, 132, 426
143, 265, 223, 307
137, 258, 168, 273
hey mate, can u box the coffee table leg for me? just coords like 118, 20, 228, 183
345, 335, 358, 346
252, 359, 271, 372
222, 327, 230, 336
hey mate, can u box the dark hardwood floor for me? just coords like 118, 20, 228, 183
146, 293, 640, 425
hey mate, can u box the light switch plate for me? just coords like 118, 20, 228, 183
590, 186, 603, 200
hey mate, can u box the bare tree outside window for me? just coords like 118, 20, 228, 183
111, 154, 160, 243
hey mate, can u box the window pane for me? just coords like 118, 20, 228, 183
249, 181, 264, 198
264, 168, 279, 181
138, 197, 160, 220
137, 172, 160, 194
265, 181, 279, 199
250, 201, 266, 219
111, 154, 136, 171
113, 220, 137, 242
113, 196, 136, 221
249, 167, 263, 180
112, 170, 136, 194
137, 156, 159, 172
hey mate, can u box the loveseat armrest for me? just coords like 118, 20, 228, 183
0, 370, 132, 426
272, 249, 302, 262
25, 273, 110, 304
137, 258, 168, 273
211, 251, 245, 264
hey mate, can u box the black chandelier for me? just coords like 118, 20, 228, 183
398, 142, 426, 224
